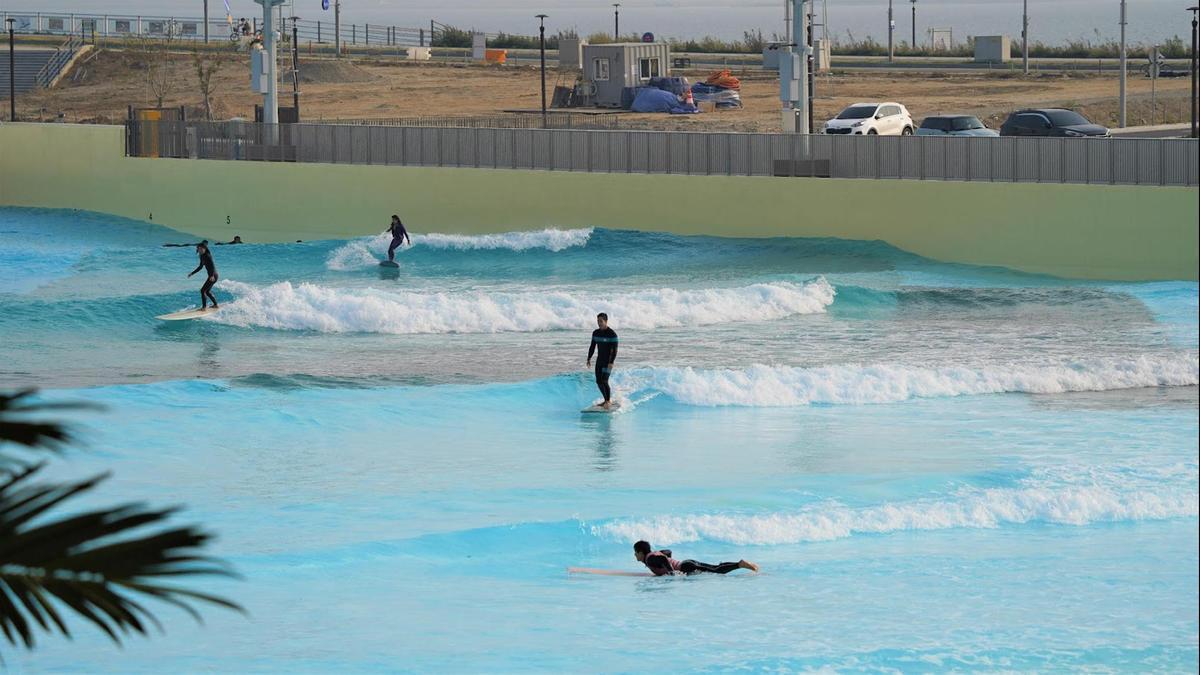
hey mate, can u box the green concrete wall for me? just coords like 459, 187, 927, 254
1, 122, 1196, 280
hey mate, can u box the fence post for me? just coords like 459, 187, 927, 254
1134, 139, 1140, 186
1158, 138, 1165, 186
1036, 138, 1042, 183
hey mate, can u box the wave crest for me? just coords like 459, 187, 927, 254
597, 485, 1199, 546
212, 278, 834, 334
613, 355, 1199, 407
325, 228, 593, 270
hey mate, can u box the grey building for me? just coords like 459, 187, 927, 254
582, 43, 671, 107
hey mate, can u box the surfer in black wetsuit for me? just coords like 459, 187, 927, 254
634, 540, 759, 576
587, 313, 619, 409
187, 241, 219, 309
384, 215, 411, 262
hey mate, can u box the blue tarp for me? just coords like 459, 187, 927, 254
631, 87, 699, 114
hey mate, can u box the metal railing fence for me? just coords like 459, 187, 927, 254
126, 120, 1200, 187
318, 113, 625, 130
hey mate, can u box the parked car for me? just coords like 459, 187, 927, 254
823, 102, 915, 135
999, 109, 1110, 137
916, 115, 999, 137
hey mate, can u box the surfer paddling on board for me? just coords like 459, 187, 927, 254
587, 313, 619, 409
187, 241, 220, 310
635, 540, 759, 576
384, 215, 411, 262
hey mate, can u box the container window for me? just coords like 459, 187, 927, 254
639, 58, 660, 80
593, 58, 610, 81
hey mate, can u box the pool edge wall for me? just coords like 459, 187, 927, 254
1, 122, 1196, 281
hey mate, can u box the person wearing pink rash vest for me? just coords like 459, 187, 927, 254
633, 540, 760, 576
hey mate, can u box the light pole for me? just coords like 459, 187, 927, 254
334, 0, 341, 58
1118, 0, 1127, 127
291, 16, 300, 117
1022, 0, 1029, 74
6, 18, 14, 122
537, 14, 548, 128
612, 3, 620, 40
910, 0, 916, 48
887, 0, 894, 62
203, 0, 209, 43
1189, 6, 1198, 138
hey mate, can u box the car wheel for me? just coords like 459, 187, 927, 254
901, 126, 913, 136
867, 129, 878, 135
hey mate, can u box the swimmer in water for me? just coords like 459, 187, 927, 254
634, 540, 760, 576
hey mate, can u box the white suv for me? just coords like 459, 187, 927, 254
823, 102, 915, 136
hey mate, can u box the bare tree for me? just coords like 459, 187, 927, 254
130, 35, 177, 109
193, 51, 222, 120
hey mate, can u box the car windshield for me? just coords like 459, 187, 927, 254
1045, 110, 1089, 126
951, 116, 985, 131
920, 117, 948, 130
837, 105, 878, 120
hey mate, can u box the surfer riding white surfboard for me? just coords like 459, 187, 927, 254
584, 313, 619, 412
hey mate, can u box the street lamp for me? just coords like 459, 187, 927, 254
887, 0, 894, 62
6, 17, 14, 122
1022, 0, 1029, 74
1189, 6, 1198, 138
910, 0, 916, 48
537, 14, 548, 128
1118, 0, 1127, 128
612, 3, 620, 40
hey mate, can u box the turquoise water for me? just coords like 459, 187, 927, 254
2, 207, 1197, 672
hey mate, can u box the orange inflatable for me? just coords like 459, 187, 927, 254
704, 69, 741, 90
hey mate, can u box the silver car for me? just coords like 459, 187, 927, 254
916, 115, 999, 137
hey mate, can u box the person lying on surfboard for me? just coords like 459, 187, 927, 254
385, 215, 411, 262
587, 313, 619, 409
634, 540, 759, 576
187, 241, 220, 310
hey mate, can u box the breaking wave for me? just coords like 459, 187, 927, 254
212, 278, 835, 334
613, 355, 1199, 406
597, 483, 1199, 546
325, 228, 593, 270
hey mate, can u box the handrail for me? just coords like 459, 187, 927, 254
34, 35, 81, 87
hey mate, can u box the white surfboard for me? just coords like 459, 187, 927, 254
567, 567, 653, 577
581, 401, 622, 414
156, 307, 221, 321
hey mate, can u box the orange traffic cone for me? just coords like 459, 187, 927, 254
684, 88, 694, 107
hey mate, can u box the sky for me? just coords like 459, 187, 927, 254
1, 1, 1190, 45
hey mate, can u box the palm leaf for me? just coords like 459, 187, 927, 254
0, 391, 241, 651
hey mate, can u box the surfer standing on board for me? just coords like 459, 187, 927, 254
587, 313, 619, 409
187, 241, 219, 310
385, 215, 411, 262
634, 540, 759, 576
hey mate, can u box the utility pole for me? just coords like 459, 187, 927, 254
254, 0, 286, 131
334, 0, 341, 58
780, 0, 810, 134
910, 0, 916, 48
203, 0, 209, 43
1189, 6, 1198, 138
6, 18, 15, 122
1119, 0, 1127, 128
887, 0, 894, 62
612, 3, 620, 40
537, 14, 547, 128
292, 16, 300, 117
1022, 0, 1029, 74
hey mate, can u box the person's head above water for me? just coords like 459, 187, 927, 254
196, 241, 209, 253
232, 235, 242, 243
597, 312, 609, 329
633, 540, 652, 562
391, 214, 401, 224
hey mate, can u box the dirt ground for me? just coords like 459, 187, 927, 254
17, 49, 1194, 130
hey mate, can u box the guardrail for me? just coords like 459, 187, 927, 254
33, 35, 81, 87
126, 120, 1200, 187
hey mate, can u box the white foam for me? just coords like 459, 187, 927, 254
597, 484, 1200, 546
212, 278, 835, 334
613, 355, 1199, 407
325, 228, 593, 270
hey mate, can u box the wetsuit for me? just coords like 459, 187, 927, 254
588, 327, 619, 402
643, 550, 740, 576
191, 250, 219, 308
387, 220, 410, 261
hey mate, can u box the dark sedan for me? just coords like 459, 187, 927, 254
999, 109, 1110, 137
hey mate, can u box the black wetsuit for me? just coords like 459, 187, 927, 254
191, 250, 219, 308
387, 221, 410, 261
644, 550, 741, 576
588, 327, 619, 402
